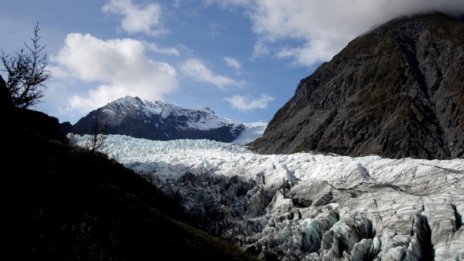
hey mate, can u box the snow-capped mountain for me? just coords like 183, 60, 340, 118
71, 134, 464, 261
72, 96, 245, 142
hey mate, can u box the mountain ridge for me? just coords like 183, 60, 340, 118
72, 96, 246, 142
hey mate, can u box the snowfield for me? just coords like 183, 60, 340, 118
71, 134, 464, 261
103, 96, 242, 131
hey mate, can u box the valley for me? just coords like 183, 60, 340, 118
72, 134, 464, 260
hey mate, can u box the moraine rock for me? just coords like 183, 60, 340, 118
250, 13, 464, 159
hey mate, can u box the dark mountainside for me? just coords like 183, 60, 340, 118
0, 76, 254, 260
251, 13, 464, 159
71, 96, 244, 142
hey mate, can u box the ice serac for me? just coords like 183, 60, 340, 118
250, 13, 464, 159
72, 96, 244, 142
71, 134, 464, 261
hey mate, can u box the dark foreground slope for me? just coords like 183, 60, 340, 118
0, 77, 253, 261
251, 13, 464, 159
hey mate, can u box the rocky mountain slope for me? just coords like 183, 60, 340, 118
251, 13, 464, 159
72, 96, 244, 142
72, 134, 464, 260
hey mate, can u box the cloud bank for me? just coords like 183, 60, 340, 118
210, 0, 464, 66
52, 33, 177, 113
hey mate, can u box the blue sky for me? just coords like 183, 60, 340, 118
1, 0, 463, 124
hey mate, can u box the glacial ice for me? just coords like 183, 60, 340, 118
71, 134, 464, 260
233, 122, 267, 145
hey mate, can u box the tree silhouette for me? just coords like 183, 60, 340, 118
85, 116, 108, 153
1, 23, 50, 108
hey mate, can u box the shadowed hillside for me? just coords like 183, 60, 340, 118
0, 75, 254, 261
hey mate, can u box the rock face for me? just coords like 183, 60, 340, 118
251, 13, 464, 159
72, 96, 244, 142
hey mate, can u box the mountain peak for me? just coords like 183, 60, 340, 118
119, 95, 142, 102
251, 13, 464, 159
72, 97, 245, 142
196, 106, 215, 114
110, 96, 146, 107
111, 96, 166, 109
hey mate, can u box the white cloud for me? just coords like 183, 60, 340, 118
224, 94, 273, 111
252, 40, 270, 58
146, 43, 180, 56
204, 0, 249, 8
224, 56, 242, 71
52, 33, 177, 113
208, 0, 464, 66
180, 58, 240, 89
102, 0, 164, 36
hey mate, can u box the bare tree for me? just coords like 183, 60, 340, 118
1, 23, 50, 108
85, 116, 108, 153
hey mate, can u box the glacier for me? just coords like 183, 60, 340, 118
233, 122, 268, 145
71, 134, 464, 261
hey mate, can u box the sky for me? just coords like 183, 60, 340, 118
1, 0, 464, 124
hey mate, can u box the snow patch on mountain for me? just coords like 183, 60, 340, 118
71, 134, 464, 260
104, 96, 240, 131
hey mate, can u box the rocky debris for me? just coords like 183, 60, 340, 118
250, 13, 464, 159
